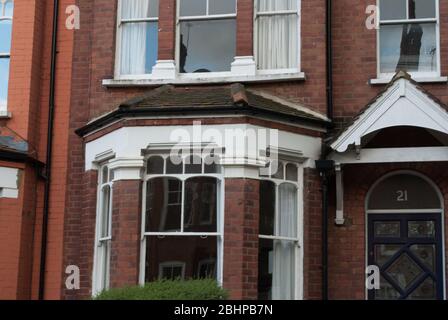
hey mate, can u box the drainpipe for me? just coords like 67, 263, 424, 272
326, 0, 333, 121
315, 160, 334, 300
39, 0, 59, 300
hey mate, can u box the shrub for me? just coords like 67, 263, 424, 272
93, 279, 228, 300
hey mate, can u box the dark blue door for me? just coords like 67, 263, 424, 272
368, 213, 444, 300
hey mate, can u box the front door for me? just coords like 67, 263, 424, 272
368, 214, 444, 299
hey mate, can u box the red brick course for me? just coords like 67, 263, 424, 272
223, 178, 260, 300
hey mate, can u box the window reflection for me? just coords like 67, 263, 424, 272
145, 236, 217, 282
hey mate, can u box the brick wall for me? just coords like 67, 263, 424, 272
303, 168, 323, 300
109, 180, 142, 288
328, 163, 448, 299
223, 178, 260, 300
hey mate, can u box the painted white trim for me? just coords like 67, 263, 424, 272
364, 170, 446, 300
370, 76, 447, 85
0, 167, 19, 199
108, 157, 145, 181
102, 71, 306, 86
330, 147, 448, 164
330, 77, 448, 153
335, 164, 345, 225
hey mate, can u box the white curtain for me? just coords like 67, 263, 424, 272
120, 0, 150, 74
257, 0, 298, 70
272, 183, 297, 299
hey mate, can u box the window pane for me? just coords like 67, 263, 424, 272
259, 181, 276, 236
408, 221, 435, 238
374, 244, 402, 267
145, 236, 217, 282
257, 0, 298, 12
410, 244, 435, 272
4, 0, 14, 17
278, 183, 297, 238
285, 163, 298, 182
184, 177, 217, 232
179, 19, 236, 73
166, 155, 183, 174
100, 186, 111, 238
204, 155, 220, 174
121, 0, 157, 19
146, 178, 182, 232
180, 0, 207, 16
121, 22, 158, 74
257, 14, 298, 69
0, 20, 12, 53
374, 221, 400, 237
408, 277, 436, 300
380, 23, 437, 74
147, 156, 164, 174
0, 58, 10, 109
209, 0, 236, 15
411, 0, 436, 19
379, 0, 407, 20
258, 238, 295, 300
102, 166, 109, 184
185, 155, 202, 174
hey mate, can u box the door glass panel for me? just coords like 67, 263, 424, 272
386, 253, 423, 289
408, 277, 437, 300
408, 221, 435, 238
374, 244, 402, 267
375, 276, 401, 300
374, 221, 400, 237
410, 244, 435, 272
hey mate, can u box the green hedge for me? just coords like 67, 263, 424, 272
93, 279, 228, 300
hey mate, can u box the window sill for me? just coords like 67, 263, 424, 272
102, 72, 306, 87
370, 76, 448, 85
0, 110, 12, 119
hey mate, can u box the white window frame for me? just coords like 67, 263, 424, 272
174, 0, 238, 80
376, 0, 441, 80
253, 0, 301, 75
0, 0, 13, 114
258, 160, 303, 300
158, 261, 186, 280
114, 0, 159, 80
92, 164, 114, 296
139, 153, 224, 285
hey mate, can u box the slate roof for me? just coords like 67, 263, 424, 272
77, 84, 330, 136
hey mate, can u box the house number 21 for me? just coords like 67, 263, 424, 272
396, 190, 408, 202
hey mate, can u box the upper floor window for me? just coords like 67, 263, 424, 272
379, 0, 439, 77
255, 0, 300, 72
116, 0, 159, 77
177, 0, 237, 73
0, 0, 13, 112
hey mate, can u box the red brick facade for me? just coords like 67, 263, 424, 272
2, 0, 448, 301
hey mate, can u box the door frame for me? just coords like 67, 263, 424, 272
364, 170, 446, 300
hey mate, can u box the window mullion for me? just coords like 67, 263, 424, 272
181, 179, 185, 233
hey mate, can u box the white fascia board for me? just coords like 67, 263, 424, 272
85, 124, 322, 171
329, 147, 448, 164
331, 79, 448, 152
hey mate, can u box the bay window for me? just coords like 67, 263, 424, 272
177, 0, 237, 73
93, 165, 114, 295
0, 0, 13, 113
258, 161, 300, 300
255, 0, 300, 72
141, 154, 223, 283
378, 0, 439, 77
116, 0, 159, 77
